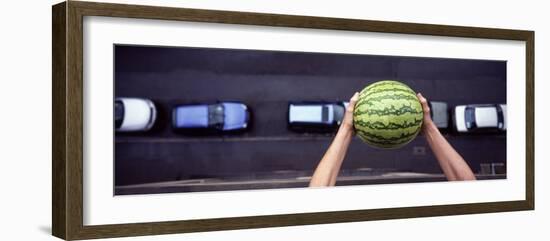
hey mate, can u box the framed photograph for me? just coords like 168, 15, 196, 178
52, 1, 534, 240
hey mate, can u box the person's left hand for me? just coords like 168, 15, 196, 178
417, 93, 434, 130
341, 92, 359, 132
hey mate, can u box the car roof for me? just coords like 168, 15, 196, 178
474, 107, 498, 127
174, 105, 208, 128
289, 104, 336, 124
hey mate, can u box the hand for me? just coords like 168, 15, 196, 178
341, 92, 359, 132
417, 93, 434, 130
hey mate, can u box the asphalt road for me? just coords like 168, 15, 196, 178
114, 45, 507, 189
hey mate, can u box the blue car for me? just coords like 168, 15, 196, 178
172, 102, 250, 133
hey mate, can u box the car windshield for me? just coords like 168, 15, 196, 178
114, 100, 124, 129
208, 104, 224, 129
496, 105, 505, 129
321, 106, 329, 122
324, 105, 334, 124
465, 107, 476, 129
222, 103, 247, 130
333, 104, 345, 124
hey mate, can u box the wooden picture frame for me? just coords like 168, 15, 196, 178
52, 1, 534, 240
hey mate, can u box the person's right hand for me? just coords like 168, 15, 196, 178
416, 93, 476, 181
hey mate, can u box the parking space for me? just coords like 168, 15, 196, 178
114, 45, 507, 191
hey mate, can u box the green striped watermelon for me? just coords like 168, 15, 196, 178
353, 80, 423, 149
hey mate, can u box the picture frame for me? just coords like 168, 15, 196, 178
52, 1, 534, 240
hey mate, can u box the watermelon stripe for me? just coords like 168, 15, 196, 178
362, 81, 408, 92
355, 128, 420, 144
356, 90, 417, 107
356, 128, 420, 141
354, 119, 422, 130
359, 87, 416, 100
354, 104, 423, 116
360, 136, 411, 146
355, 93, 419, 109
359, 136, 414, 148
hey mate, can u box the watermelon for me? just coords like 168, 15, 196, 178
353, 80, 423, 149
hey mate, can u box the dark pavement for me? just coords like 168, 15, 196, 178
114, 45, 507, 191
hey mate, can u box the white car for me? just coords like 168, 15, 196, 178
288, 101, 348, 132
115, 97, 157, 132
453, 104, 506, 133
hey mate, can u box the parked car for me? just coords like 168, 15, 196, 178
429, 101, 449, 129
115, 97, 157, 132
172, 102, 250, 133
288, 101, 348, 132
453, 104, 506, 133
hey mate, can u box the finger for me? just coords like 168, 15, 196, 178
350, 92, 359, 104
417, 93, 430, 114
347, 92, 359, 112
417, 93, 427, 104
417, 93, 429, 107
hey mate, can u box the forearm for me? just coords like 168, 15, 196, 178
424, 121, 476, 181
309, 126, 354, 187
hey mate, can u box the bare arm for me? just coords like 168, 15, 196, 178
309, 93, 359, 187
417, 93, 476, 181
